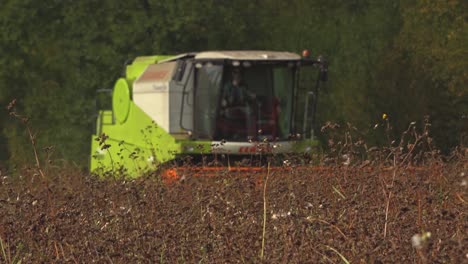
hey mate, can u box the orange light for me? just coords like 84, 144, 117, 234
302, 49, 310, 58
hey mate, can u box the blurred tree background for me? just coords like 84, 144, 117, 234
0, 0, 466, 169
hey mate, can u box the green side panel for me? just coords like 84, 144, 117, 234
126, 55, 175, 83
90, 102, 181, 177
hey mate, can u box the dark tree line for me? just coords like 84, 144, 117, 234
0, 0, 466, 169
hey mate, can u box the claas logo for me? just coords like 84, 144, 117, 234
238, 145, 273, 153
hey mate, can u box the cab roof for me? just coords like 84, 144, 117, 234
194, 50, 301, 61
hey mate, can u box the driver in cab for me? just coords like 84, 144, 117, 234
221, 68, 256, 107
219, 67, 256, 138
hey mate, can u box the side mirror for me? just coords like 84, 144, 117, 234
320, 68, 328, 82
317, 55, 328, 82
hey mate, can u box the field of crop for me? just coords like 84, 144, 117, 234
0, 153, 466, 263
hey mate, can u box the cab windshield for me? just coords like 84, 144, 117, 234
194, 62, 295, 141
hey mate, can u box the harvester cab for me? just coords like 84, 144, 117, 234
90, 51, 327, 176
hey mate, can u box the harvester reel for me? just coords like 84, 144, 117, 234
112, 78, 131, 124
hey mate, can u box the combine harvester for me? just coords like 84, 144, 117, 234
90, 50, 328, 179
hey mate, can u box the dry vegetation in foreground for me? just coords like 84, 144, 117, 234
2, 102, 467, 262
0, 155, 466, 263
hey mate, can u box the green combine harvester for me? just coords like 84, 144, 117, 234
90, 50, 327, 177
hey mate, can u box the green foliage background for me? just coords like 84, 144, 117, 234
0, 0, 466, 169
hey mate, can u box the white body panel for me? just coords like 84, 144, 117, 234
133, 62, 194, 134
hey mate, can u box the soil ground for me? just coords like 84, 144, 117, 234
0, 160, 466, 263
